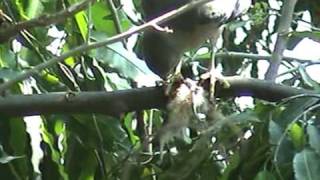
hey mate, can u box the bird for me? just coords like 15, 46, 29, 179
140, 0, 252, 79
140, 1, 252, 156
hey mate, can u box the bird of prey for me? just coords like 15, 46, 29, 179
140, 0, 251, 79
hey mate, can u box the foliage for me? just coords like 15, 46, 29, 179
0, 0, 320, 179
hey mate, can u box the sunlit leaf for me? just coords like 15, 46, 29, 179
41, 118, 68, 179
26, 0, 44, 18
123, 113, 140, 145
91, 2, 117, 35
288, 123, 305, 150
74, 11, 88, 40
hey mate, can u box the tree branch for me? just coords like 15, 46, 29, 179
0, 76, 316, 116
264, 0, 298, 81
107, 0, 126, 46
107, 0, 123, 35
0, 0, 96, 43
215, 51, 320, 64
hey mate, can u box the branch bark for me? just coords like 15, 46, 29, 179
0, 76, 315, 116
264, 0, 298, 81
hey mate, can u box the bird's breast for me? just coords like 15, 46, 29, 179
169, 22, 222, 51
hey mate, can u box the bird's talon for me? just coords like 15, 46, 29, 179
218, 78, 230, 88
164, 73, 184, 96
155, 80, 164, 87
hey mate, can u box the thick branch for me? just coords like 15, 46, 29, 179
0, 77, 315, 116
264, 0, 298, 81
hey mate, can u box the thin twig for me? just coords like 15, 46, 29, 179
0, 0, 96, 42
107, 0, 123, 34
215, 51, 320, 64
107, 0, 127, 46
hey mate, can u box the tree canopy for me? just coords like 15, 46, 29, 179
0, 0, 320, 179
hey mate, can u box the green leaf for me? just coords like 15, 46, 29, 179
293, 148, 320, 180
298, 66, 320, 91
0, 145, 24, 164
89, 41, 152, 80
274, 97, 318, 129
287, 31, 320, 50
227, 20, 248, 32
41, 118, 68, 179
288, 123, 305, 150
42, 0, 59, 14
9, 117, 31, 177
91, 2, 117, 36
123, 113, 140, 145
269, 120, 283, 145
289, 31, 320, 44
228, 110, 260, 124
77, 150, 96, 180
269, 120, 295, 164
254, 170, 276, 180
0, 155, 24, 164
0, 45, 16, 68
14, 0, 29, 20
0, 68, 20, 80
105, 72, 131, 90
307, 124, 320, 154
220, 152, 241, 180
26, 0, 44, 18
67, 0, 88, 39
74, 11, 89, 40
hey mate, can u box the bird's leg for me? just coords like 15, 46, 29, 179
174, 58, 183, 77
164, 59, 184, 96
209, 47, 217, 102
206, 40, 230, 103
